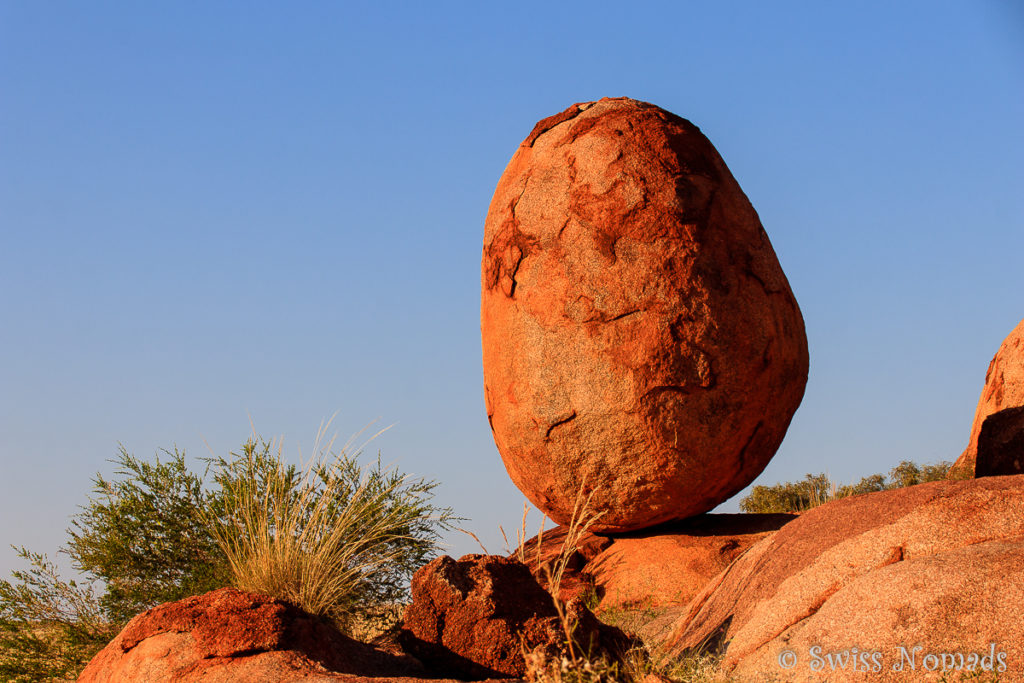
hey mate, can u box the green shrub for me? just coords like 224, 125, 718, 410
0, 548, 117, 682
740, 460, 954, 514
66, 446, 228, 624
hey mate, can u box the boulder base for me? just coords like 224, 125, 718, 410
517, 514, 794, 611
586, 513, 794, 612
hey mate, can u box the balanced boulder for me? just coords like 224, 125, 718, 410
481, 97, 808, 532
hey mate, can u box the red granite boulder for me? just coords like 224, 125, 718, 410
481, 97, 808, 532
398, 554, 631, 679
950, 317, 1024, 477
78, 587, 427, 682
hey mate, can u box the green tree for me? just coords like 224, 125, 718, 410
740, 460, 955, 514
740, 473, 832, 513
835, 473, 887, 498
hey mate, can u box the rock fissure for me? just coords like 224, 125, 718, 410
525, 103, 589, 147
545, 412, 577, 439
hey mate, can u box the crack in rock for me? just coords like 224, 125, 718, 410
545, 412, 577, 440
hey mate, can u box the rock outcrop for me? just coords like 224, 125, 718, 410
950, 318, 1024, 477
481, 97, 808, 533
78, 587, 428, 682
518, 514, 794, 611
585, 513, 794, 612
399, 554, 631, 679
655, 477, 1024, 682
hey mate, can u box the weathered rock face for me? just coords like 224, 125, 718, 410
481, 97, 809, 532
950, 318, 1024, 477
656, 477, 1024, 682
976, 406, 1024, 477
399, 554, 631, 679
78, 587, 427, 682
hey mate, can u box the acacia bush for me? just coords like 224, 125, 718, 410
0, 432, 457, 680
740, 460, 955, 513
67, 446, 228, 625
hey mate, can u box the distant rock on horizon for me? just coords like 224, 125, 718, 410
481, 97, 808, 532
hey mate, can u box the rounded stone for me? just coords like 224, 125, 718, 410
481, 97, 808, 532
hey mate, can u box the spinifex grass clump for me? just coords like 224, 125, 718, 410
208, 427, 457, 630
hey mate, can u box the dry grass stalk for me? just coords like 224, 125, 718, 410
520, 484, 607, 679
457, 526, 489, 554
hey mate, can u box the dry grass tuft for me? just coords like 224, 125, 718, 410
208, 423, 438, 630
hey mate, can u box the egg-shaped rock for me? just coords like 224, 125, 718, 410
481, 98, 808, 532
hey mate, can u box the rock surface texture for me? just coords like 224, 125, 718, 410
656, 477, 1024, 682
399, 554, 631, 679
976, 406, 1024, 477
950, 317, 1024, 477
77, 587, 431, 682
481, 97, 809, 532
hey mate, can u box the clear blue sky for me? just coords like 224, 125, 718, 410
2, 1, 1022, 578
